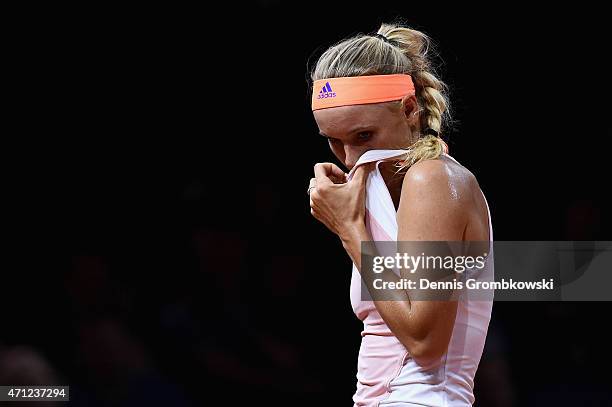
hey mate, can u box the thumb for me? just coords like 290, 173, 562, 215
351, 162, 375, 186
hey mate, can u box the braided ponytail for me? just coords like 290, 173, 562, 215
377, 23, 450, 170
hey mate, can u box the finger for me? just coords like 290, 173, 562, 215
351, 162, 375, 185
316, 162, 345, 179
310, 208, 319, 220
313, 163, 337, 186
330, 173, 348, 184
309, 178, 316, 189
326, 162, 347, 184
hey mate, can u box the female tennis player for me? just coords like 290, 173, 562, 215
307, 23, 493, 406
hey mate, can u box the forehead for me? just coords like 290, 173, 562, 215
313, 102, 396, 132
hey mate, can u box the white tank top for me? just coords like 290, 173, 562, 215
346, 150, 494, 407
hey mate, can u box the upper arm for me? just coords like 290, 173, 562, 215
397, 159, 469, 241
394, 158, 470, 363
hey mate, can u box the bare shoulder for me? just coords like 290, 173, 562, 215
401, 154, 479, 202
397, 154, 483, 241
397, 154, 490, 241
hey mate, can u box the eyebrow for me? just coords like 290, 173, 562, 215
319, 125, 373, 138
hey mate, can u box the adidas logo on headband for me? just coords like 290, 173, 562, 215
316, 82, 336, 99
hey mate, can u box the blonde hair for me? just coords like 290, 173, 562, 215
310, 22, 452, 172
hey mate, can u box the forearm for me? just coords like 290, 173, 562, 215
340, 226, 453, 363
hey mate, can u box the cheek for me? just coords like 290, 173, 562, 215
383, 127, 411, 147
369, 133, 395, 148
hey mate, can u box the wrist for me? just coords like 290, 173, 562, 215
339, 222, 369, 246
339, 223, 370, 268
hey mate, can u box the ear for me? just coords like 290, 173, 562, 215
400, 94, 419, 125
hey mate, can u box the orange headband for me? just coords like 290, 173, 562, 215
311, 74, 415, 111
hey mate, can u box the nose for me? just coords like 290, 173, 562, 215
344, 146, 366, 170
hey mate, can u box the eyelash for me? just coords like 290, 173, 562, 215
322, 132, 372, 143
357, 132, 372, 141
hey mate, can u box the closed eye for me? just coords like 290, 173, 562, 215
356, 131, 372, 142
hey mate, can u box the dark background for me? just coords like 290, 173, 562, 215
4, 1, 612, 406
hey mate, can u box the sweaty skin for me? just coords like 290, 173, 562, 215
309, 95, 490, 366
